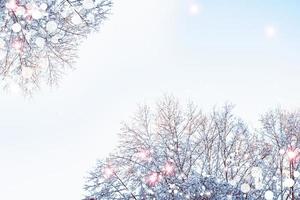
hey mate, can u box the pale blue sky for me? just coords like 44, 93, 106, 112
0, 0, 299, 199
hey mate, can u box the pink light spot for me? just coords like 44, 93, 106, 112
137, 149, 151, 161
103, 166, 114, 179
163, 162, 175, 176
12, 39, 23, 51
286, 147, 300, 163
6, 0, 18, 11
288, 150, 297, 160
146, 172, 160, 187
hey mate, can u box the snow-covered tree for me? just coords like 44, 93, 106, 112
199, 104, 259, 185
258, 109, 300, 200
84, 96, 263, 199
0, 0, 111, 93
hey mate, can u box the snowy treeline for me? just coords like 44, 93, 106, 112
84, 96, 300, 200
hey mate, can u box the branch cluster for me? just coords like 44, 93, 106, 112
0, 0, 111, 94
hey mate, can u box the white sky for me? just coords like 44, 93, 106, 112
0, 0, 299, 199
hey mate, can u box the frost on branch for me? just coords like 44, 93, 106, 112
0, 0, 111, 94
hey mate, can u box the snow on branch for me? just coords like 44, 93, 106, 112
0, 0, 112, 94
